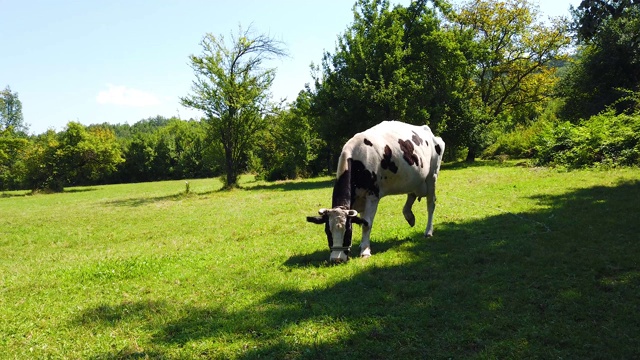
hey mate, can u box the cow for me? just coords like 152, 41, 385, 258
306, 120, 445, 262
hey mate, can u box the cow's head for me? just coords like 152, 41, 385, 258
306, 207, 367, 263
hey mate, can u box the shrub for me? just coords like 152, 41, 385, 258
534, 111, 640, 167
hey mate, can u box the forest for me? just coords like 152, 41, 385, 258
1, 0, 639, 192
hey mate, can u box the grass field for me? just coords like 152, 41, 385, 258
1, 162, 639, 359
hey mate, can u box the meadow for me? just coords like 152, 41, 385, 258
1, 162, 639, 359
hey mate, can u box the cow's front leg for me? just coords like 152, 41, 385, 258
403, 193, 417, 227
359, 197, 379, 258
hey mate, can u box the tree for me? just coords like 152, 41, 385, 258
454, 0, 571, 161
311, 0, 471, 166
253, 90, 318, 180
181, 26, 287, 188
0, 86, 28, 190
0, 86, 28, 135
23, 123, 123, 192
559, 1, 640, 120
572, 0, 640, 41
57, 122, 124, 187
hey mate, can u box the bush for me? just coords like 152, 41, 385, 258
534, 111, 640, 167
482, 123, 541, 159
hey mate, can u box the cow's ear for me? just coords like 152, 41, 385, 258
307, 216, 326, 224
318, 208, 328, 215
346, 210, 359, 217
351, 216, 369, 227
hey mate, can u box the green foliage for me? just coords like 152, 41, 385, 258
560, 4, 640, 121
0, 132, 28, 191
253, 91, 319, 181
534, 111, 640, 167
571, 0, 640, 41
21, 123, 123, 192
454, 0, 571, 160
0, 86, 29, 191
482, 122, 542, 159
482, 101, 562, 159
22, 130, 65, 192
0, 85, 28, 135
311, 0, 470, 165
181, 26, 287, 188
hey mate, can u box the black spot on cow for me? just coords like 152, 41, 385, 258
398, 139, 420, 166
364, 138, 373, 147
411, 131, 424, 146
351, 159, 379, 199
435, 143, 442, 156
381, 145, 398, 174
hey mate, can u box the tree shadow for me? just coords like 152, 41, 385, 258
64, 187, 99, 194
242, 179, 334, 192
79, 179, 640, 358
1, 192, 30, 198
441, 159, 528, 171
1, 187, 98, 198
104, 190, 219, 207
104, 193, 188, 207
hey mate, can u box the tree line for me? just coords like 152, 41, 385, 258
2, 0, 639, 192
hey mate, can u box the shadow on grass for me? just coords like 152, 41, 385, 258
79, 179, 640, 359
1, 192, 30, 198
242, 179, 334, 192
104, 190, 219, 207
1, 187, 98, 198
441, 159, 529, 171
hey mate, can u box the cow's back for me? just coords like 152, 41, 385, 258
342, 121, 437, 199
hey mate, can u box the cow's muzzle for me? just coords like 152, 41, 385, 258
329, 246, 351, 263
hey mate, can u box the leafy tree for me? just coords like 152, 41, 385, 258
559, 2, 640, 120
572, 0, 640, 41
0, 130, 28, 190
0, 86, 28, 190
0, 86, 28, 135
454, 0, 571, 161
23, 130, 64, 192
311, 0, 471, 166
57, 122, 124, 186
120, 133, 156, 183
181, 26, 287, 188
24, 123, 123, 191
253, 90, 318, 180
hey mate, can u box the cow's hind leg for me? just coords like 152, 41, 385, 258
359, 197, 379, 258
403, 193, 417, 227
425, 174, 437, 237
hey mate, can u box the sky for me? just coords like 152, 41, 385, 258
1, 0, 580, 135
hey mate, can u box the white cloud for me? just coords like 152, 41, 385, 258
96, 84, 161, 107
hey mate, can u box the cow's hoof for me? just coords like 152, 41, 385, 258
425, 232, 433, 237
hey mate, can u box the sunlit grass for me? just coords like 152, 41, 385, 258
1, 163, 639, 358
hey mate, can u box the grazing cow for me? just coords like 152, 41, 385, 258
306, 120, 445, 262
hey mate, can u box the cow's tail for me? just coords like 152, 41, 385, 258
332, 151, 352, 208
433, 136, 445, 174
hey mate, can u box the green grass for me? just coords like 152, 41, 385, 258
1, 163, 639, 359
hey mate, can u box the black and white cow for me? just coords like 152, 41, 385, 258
307, 120, 445, 262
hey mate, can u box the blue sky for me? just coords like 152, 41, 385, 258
1, 0, 579, 135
